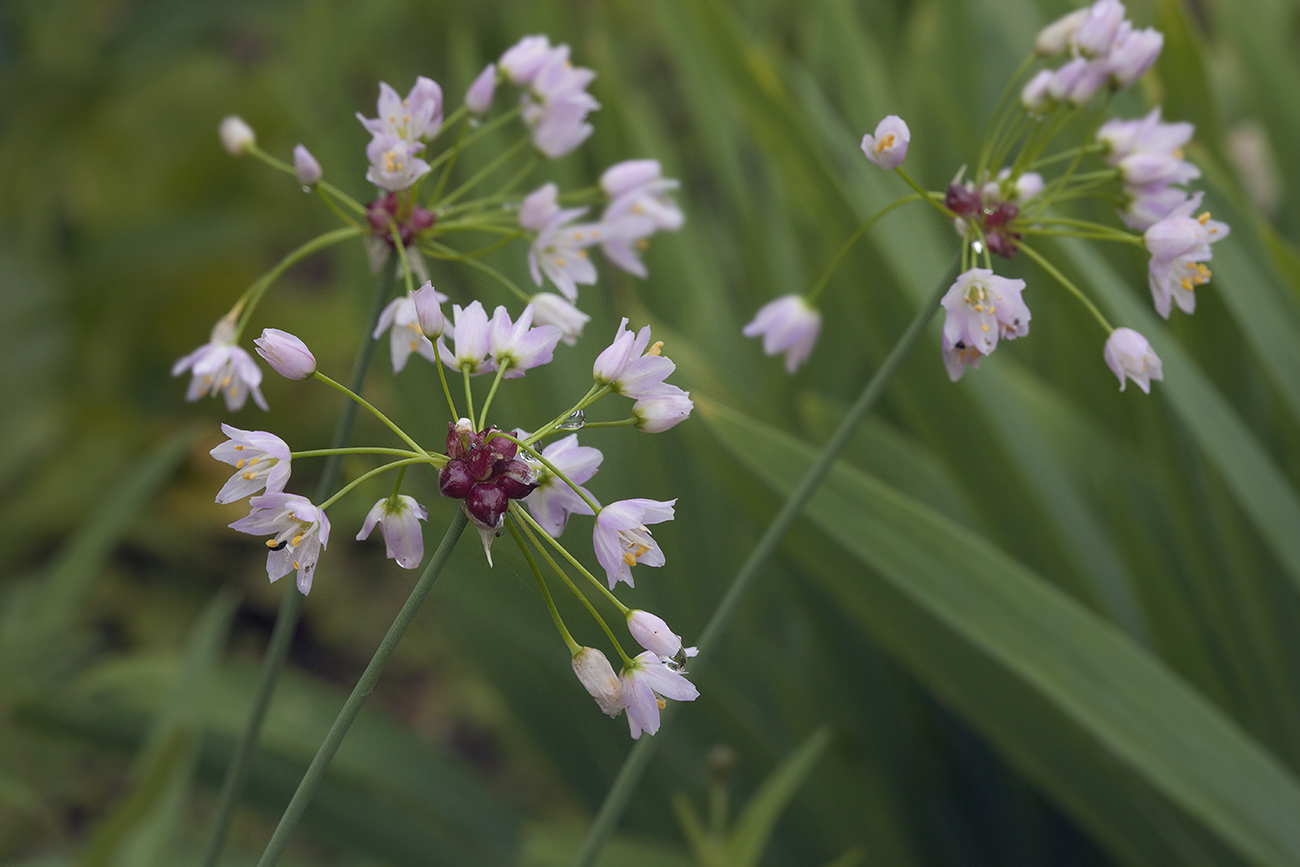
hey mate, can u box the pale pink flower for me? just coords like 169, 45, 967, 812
356, 78, 443, 143
254, 328, 316, 380
1144, 192, 1230, 318
632, 386, 693, 433
1103, 327, 1163, 393
210, 424, 291, 505
520, 183, 600, 300
593, 498, 675, 588
939, 268, 1030, 380
742, 295, 822, 373
861, 115, 911, 170
229, 492, 330, 595
412, 281, 447, 339
627, 610, 683, 658
172, 317, 268, 412
374, 294, 440, 372
488, 304, 563, 378
528, 293, 589, 345
465, 63, 497, 115
356, 495, 428, 569
437, 300, 496, 375
620, 651, 699, 739
365, 135, 431, 192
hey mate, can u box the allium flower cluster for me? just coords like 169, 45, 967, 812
1098, 108, 1200, 230
172, 316, 268, 412
1023, 0, 1163, 110
357, 78, 442, 191
500, 36, 600, 158
436, 300, 563, 378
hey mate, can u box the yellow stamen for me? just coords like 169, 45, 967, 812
220, 375, 232, 388
635, 239, 650, 250
293, 560, 300, 570
265, 539, 279, 548
647, 341, 664, 357
622, 551, 637, 566
410, 339, 419, 351
981, 324, 990, 332
1197, 212, 1211, 225
292, 534, 303, 547
656, 698, 666, 710
234, 445, 244, 451
235, 458, 245, 469
874, 134, 895, 153
973, 304, 984, 312
243, 471, 256, 480
555, 257, 566, 266
247, 457, 259, 466
577, 249, 588, 258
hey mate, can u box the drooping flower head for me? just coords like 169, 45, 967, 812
254, 328, 316, 380
742, 295, 822, 373
861, 115, 911, 170
520, 183, 601, 300
1103, 327, 1164, 393
572, 647, 624, 717
528, 292, 590, 346
375, 293, 442, 373
210, 424, 292, 505
229, 492, 331, 595
293, 144, 322, 185
632, 386, 694, 433
627, 609, 683, 659
620, 651, 699, 739
939, 268, 1030, 381
1144, 192, 1230, 318
172, 316, 268, 412
356, 495, 429, 569
593, 498, 676, 588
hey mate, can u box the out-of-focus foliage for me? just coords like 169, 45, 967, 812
3, 0, 1300, 864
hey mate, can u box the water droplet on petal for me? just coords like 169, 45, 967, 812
971, 240, 985, 255
301, 185, 312, 194
557, 409, 586, 431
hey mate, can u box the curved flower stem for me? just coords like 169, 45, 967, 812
524, 384, 608, 445
426, 104, 524, 179
1016, 241, 1114, 332
291, 447, 426, 460
437, 138, 532, 209
580, 418, 637, 429
428, 116, 469, 205
511, 507, 632, 665
572, 257, 959, 867
487, 431, 603, 517
511, 503, 629, 616
201, 267, 395, 867
311, 371, 429, 456
505, 515, 580, 655
435, 355, 459, 420
244, 145, 365, 215
232, 226, 364, 341
893, 169, 952, 219
318, 457, 438, 511
255, 509, 468, 867
390, 221, 418, 296
478, 364, 509, 430
806, 194, 924, 303
420, 239, 534, 304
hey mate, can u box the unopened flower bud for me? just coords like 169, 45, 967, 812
632, 387, 694, 433
465, 482, 509, 529
1034, 7, 1089, 56
466, 63, 497, 115
1104, 327, 1163, 394
439, 461, 475, 499
627, 610, 683, 658
219, 116, 256, 155
293, 144, 322, 185
254, 328, 316, 379
412, 281, 447, 338
1020, 69, 1054, 112
572, 647, 624, 716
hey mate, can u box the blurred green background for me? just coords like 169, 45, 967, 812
4, 0, 1300, 864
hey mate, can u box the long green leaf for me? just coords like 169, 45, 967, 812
702, 397, 1300, 867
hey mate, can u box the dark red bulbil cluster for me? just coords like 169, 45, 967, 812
946, 184, 1022, 258
439, 422, 539, 529
367, 191, 436, 249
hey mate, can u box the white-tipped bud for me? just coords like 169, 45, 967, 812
412, 281, 447, 339
1104, 327, 1163, 394
219, 116, 256, 155
254, 328, 316, 380
1020, 69, 1054, 112
293, 144, 322, 185
627, 610, 683, 658
1034, 7, 1089, 56
572, 647, 624, 716
632, 387, 694, 433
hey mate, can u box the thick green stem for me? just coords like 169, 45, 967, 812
571, 259, 958, 867
201, 267, 395, 867
255, 510, 468, 867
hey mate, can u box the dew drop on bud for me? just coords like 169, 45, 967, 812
301, 185, 312, 194
557, 409, 586, 431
